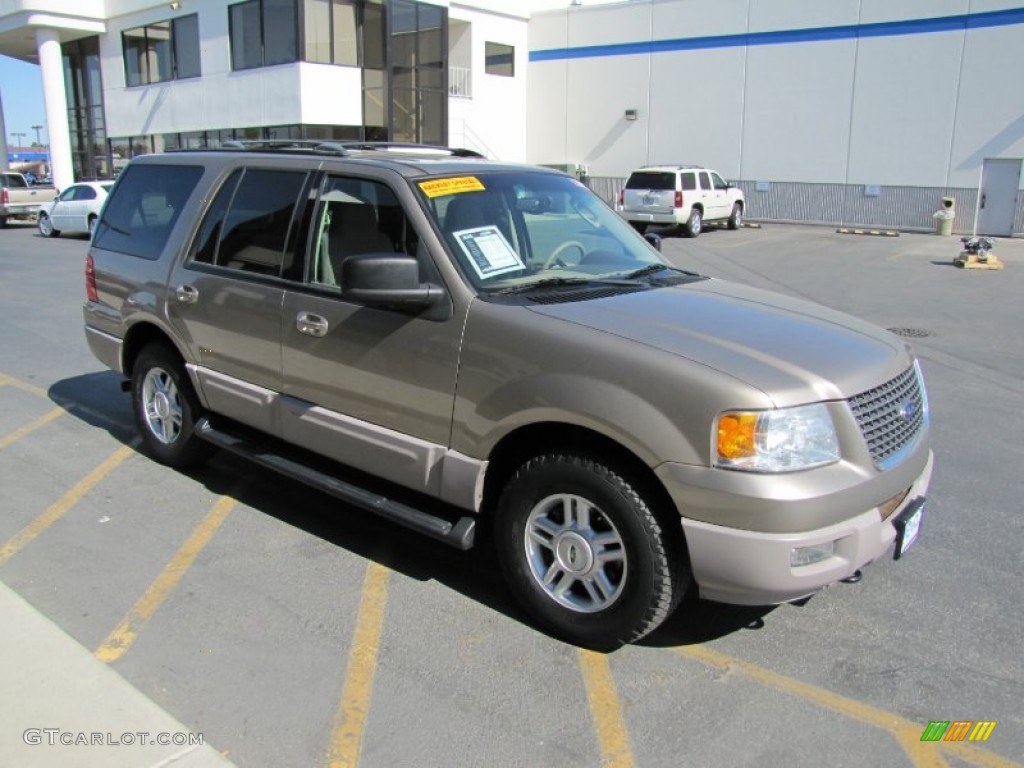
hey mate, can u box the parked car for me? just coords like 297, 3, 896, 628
38, 181, 114, 238
0, 171, 59, 228
618, 164, 745, 237
83, 143, 931, 648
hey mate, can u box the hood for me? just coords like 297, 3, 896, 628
526, 279, 910, 406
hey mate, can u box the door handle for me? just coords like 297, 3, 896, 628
174, 284, 199, 304
980, 193, 986, 209
296, 312, 329, 337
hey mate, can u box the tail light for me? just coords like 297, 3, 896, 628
1, 188, 8, 206
674, 190, 683, 209
85, 255, 99, 303
618, 189, 624, 207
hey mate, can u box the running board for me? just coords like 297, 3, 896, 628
195, 417, 475, 550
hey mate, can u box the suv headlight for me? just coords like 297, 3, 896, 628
715, 404, 839, 472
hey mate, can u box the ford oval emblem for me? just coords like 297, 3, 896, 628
900, 400, 918, 422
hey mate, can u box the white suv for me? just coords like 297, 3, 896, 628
618, 165, 745, 237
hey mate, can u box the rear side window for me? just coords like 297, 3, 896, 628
699, 171, 711, 190
681, 172, 697, 191
93, 164, 203, 259
625, 172, 675, 191
191, 168, 307, 277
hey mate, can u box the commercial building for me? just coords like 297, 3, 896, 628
1, 0, 1022, 234
0, 0, 528, 190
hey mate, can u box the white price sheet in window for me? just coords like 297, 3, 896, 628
453, 226, 525, 280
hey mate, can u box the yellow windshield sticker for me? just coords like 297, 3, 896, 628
418, 176, 485, 198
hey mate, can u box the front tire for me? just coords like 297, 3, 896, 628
38, 213, 59, 237
682, 208, 702, 238
495, 454, 688, 648
131, 344, 213, 468
727, 203, 743, 230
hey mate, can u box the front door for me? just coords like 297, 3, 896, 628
977, 158, 1021, 237
280, 172, 464, 497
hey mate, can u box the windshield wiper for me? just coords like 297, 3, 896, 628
621, 263, 700, 280
493, 278, 598, 296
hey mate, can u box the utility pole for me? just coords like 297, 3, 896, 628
31, 125, 43, 146
11, 131, 26, 147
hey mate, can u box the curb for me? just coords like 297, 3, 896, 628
836, 228, 899, 237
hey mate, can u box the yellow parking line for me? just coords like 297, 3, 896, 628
676, 646, 1021, 768
95, 495, 237, 664
0, 373, 49, 399
0, 444, 134, 566
327, 562, 390, 768
578, 650, 635, 768
0, 407, 65, 450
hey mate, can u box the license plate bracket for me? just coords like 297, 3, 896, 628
892, 497, 924, 560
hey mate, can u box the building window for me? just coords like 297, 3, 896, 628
303, 0, 357, 66
230, 0, 298, 71
485, 41, 514, 77
122, 14, 201, 86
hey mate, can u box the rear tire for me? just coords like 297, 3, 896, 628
682, 208, 702, 238
630, 221, 648, 235
87, 215, 97, 238
131, 344, 214, 468
495, 454, 688, 649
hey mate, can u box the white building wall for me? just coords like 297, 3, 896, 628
99, 1, 364, 138
448, 3, 529, 161
528, 0, 1024, 200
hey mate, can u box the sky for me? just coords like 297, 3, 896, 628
0, 55, 46, 148
0, 0, 626, 149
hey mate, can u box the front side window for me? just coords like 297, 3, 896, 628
419, 173, 676, 292
485, 41, 514, 77
122, 15, 200, 86
309, 175, 418, 288
711, 172, 728, 190
192, 168, 307, 276
230, 0, 298, 70
93, 163, 204, 259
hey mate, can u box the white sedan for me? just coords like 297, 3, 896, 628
38, 181, 115, 238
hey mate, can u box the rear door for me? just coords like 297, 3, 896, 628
623, 171, 677, 217
279, 171, 464, 496
166, 164, 312, 434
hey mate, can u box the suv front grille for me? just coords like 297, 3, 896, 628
847, 365, 927, 470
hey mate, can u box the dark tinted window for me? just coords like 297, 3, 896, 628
93, 164, 204, 260
174, 14, 201, 79
230, 1, 262, 70
699, 172, 711, 190
681, 172, 696, 191
3, 174, 28, 189
76, 186, 98, 201
214, 169, 307, 276
264, 0, 298, 65
625, 172, 674, 191
191, 170, 243, 266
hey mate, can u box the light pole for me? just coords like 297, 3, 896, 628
31, 125, 43, 145
11, 131, 26, 147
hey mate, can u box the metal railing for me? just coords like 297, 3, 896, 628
449, 65, 472, 98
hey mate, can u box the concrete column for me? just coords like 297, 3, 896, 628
36, 28, 74, 190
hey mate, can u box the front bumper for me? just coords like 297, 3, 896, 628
664, 449, 934, 605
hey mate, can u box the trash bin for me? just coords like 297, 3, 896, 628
933, 196, 955, 236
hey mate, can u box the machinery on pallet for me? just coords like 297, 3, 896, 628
955, 237, 1003, 270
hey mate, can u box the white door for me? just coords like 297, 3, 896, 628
977, 158, 1021, 237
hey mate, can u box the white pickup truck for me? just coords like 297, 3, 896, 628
1, 172, 59, 228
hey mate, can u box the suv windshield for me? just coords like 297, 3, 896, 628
418, 172, 669, 292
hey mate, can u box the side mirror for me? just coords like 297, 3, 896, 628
341, 253, 442, 310
643, 232, 662, 252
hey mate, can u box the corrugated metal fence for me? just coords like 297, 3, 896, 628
588, 177, 1024, 236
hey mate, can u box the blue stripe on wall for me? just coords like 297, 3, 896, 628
528, 7, 1024, 62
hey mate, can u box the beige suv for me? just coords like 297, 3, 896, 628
83, 142, 931, 648
618, 165, 745, 237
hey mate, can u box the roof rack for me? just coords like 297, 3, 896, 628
172, 140, 485, 159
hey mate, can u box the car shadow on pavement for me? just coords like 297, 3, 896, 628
47, 371, 136, 442
639, 592, 778, 647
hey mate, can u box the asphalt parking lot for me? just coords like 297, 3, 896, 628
1, 219, 1022, 768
